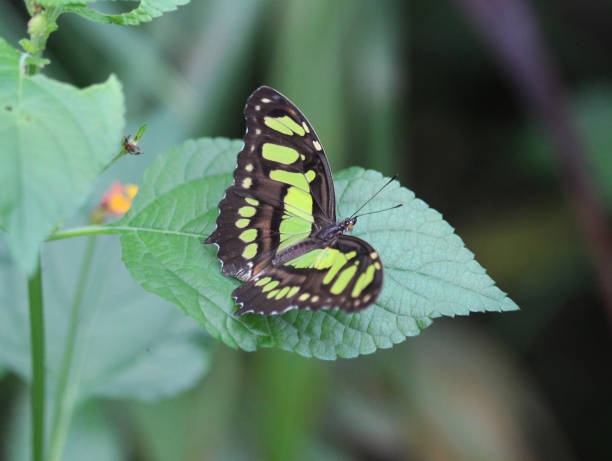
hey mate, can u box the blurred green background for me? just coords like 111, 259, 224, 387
1, 0, 611, 460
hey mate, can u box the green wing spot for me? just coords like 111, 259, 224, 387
310, 249, 335, 269
245, 197, 259, 206
330, 264, 358, 295
275, 286, 291, 299
277, 115, 306, 136
273, 169, 316, 251
270, 170, 311, 191
235, 219, 250, 228
264, 117, 293, 135
305, 170, 316, 182
238, 206, 256, 217
262, 280, 280, 293
239, 229, 257, 243
256, 277, 271, 286
323, 250, 356, 284
287, 286, 300, 298
279, 216, 311, 250
286, 248, 327, 268
284, 186, 313, 222
267, 289, 280, 299
242, 243, 257, 259
287, 248, 349, 270
262, 143, 300, 164
351, 264, 376, 297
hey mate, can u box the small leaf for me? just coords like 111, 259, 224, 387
118, 137, 517, 360
0, 38, 124, 274
60, 0, 190, 26
134, 123, 147, 141
18, 38, 36, 55
0, 233, 210, 401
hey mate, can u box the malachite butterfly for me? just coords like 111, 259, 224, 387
206, 86, 398, 315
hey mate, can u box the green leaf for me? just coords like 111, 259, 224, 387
0, 233, 210, 401
61, 0, 190, 26
0, 38, 124, 274
118, 137, 518, 360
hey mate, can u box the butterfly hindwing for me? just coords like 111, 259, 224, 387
231, 236, 383, 315
206, 86, 336, 280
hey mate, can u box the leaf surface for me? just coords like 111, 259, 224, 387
53, 0, 190, 26
118, 137, 518, 360
0, 39, 124, 273
0, 233, 209, 401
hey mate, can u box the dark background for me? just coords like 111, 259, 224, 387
1, 0, 611, 459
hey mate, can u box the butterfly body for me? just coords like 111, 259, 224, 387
205, 86, 384, 315
314, 216, 356, 240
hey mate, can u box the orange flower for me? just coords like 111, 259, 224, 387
91, 181, 138, 223
101, 181, 138, 215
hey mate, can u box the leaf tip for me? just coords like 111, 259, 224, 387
500, 296, 520, 312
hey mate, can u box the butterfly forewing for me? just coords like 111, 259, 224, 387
206, 86, 336, 280
244, 86, 336, 221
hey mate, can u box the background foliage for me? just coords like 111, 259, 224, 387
0, 0, 610, 460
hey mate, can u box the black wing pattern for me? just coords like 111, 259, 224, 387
232, 236, 383, 315
206, 86, 385, 315
206, 86, 336, 281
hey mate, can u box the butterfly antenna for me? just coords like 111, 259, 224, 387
350, 174, 399, 218
354, 203, 402, 219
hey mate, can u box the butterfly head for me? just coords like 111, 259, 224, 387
339, 217, 357, 234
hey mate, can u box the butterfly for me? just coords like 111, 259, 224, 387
205, 86, 395, 315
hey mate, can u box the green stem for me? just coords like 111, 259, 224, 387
27, 256, 45, 461
24, 5, 62, 75
103, 150, 128, 172
48, 225, 123, 241
48, 237, 97, 461
48, 225, 204, 242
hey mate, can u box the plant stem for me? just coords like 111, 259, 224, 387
48, 236, 97, 461
27, 256, 45, 461
103, 150, 127, 172
48, 225, 124, 241
23, 4, 62, 75
47, 225, 204, 242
